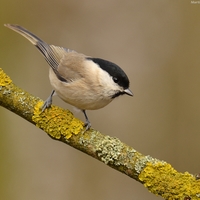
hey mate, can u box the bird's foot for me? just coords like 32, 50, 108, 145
41, 98, 52, 112
84, 121, 91, 131
41, 90, 55, 112
82, 110, 91, 131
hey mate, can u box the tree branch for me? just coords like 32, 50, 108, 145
0, 68, 200, 200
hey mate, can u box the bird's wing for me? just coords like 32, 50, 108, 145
56, 51, 88, 82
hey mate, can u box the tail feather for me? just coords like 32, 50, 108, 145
5, 24, 68, 82
5, 24, 42, 45
5, 24, 66, 69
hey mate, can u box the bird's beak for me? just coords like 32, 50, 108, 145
124, 88, 133, 96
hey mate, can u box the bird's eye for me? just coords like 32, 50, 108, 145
112, 77, 119, 83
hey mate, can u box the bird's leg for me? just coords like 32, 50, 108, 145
41, 90, 55, 112
82, 110, 91, 131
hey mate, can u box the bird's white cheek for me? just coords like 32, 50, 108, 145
97, 69, 122, 96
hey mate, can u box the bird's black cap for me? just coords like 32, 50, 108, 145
87, 57, 130, 89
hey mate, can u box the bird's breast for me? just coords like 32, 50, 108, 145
49, 68, 113, 110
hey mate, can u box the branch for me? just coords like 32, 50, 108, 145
0, 68, 200, 200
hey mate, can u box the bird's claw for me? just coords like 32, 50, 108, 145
84, 121, 91, 131
41, 99, 52, 112
41, 90, 55, 112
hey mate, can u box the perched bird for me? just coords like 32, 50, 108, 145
5, 24, 133, 130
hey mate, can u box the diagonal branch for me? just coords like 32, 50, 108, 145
0, 68, 200, 200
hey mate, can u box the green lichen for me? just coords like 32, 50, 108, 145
96, 136, 124, 164
139, 162, 200, 199
32, 101, 84, 139
0, 68, 12, 86
95, 136, 136, 169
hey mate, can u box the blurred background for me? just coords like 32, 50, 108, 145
1, 0, 200, 199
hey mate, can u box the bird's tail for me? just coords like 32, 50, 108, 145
5, 24, 44, 46
5, 24, 68, 82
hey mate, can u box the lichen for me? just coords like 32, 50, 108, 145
96, 136, 124, 164
0, 68, 12, 86
139, 162, 200, 199
95, 136, 136, 169
32, 101, 84, 139
135, 155, 166, 174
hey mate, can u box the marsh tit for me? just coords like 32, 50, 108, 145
5, 24, 133, 130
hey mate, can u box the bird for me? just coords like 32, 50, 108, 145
5, 24, 133, 130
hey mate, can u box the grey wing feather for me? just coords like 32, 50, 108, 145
40, 44, 75, 82
48, 45, 75, 70
35, 42, 74, 82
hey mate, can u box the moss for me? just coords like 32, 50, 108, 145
139, 162, 200, 199
0, 68, 12, 86
32, 101, 84, 139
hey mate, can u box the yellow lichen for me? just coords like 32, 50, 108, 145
32, 101, 84, 139
139, 162, 200, 199
0, 68, 12, 86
